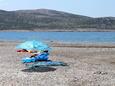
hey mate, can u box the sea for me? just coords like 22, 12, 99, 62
0, 31, 115, 43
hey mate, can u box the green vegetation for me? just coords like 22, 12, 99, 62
0, 9, 115, 31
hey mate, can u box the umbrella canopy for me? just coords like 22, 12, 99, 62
16, 40, 51, 51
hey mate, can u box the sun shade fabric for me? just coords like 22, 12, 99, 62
16, 40, 51, 51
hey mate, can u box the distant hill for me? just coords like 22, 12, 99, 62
0, 9, 115, 31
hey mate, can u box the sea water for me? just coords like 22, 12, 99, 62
0, 31, 115, 43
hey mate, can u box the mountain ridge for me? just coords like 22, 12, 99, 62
0, 9, 115, 31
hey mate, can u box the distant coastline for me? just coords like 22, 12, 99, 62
0, 9, 115, 31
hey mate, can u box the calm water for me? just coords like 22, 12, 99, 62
0, 31, 115, 43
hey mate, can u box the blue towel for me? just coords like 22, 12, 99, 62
25, 61, 68, 68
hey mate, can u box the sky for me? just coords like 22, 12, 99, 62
0, 0, 115, 17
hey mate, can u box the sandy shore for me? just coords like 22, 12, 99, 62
0, 41, 115, 86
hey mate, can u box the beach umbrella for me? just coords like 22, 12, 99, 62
16, 40, 50, 51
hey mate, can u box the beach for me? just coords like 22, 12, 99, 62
0, 41, 115, 86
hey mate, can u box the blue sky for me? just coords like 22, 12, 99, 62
0, 0, 114, 17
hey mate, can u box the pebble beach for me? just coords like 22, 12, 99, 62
0, 41, 115, 86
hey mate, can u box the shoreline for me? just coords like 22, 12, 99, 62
0, 40, 115, 48
1, 29, 115, 32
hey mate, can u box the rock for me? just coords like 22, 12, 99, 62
93, 71, 108, 75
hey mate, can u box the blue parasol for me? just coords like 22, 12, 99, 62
16, 40, 51, 51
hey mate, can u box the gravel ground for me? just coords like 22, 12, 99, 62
0, 41, 115, 86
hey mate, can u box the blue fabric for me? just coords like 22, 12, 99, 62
22, 57, 36, 63
22, 53, 49, 63
35, 53, 49, 61
25, 61, 67, 68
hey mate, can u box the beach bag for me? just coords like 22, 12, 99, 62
35, 53, 49, 61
